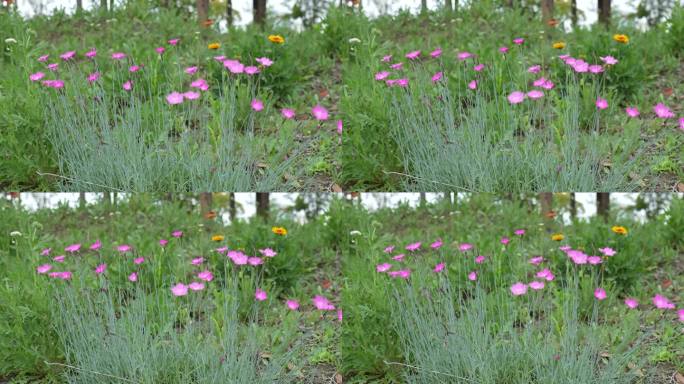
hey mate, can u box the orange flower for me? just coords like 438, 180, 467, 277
272, 226, 288, 235
613, 34, 629, 44
551, 233, 564, 241
202, 19, 214, 27
211, 235, 225, 242
204, 210, 217, 219
611, 226, 628, 235
208, 42, 220, 50
268, 35, 285, 44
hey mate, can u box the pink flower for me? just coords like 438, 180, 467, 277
384, 246, 395, 253
248, 257, 263, 266
38, 54, 49, 62
155, 47, 165, 54
390, 62, 403, 70
53, 255, 65, 263
508, 91, 525, 104
184, 66, 198, 74
457, 52, 473, 61
183, 91, 200, 100
392, 254, 405, 261
117, 245, 132, 253
216, 247, 228, 254
397, 78, 409, 88
598, 247, 616, 256
171, 283, 188, 296
94, 264, 107, 274
42, 79, 65, 89
679, 117, 684, 131
532, 77, 547, 87
625, 107, 640, 117
159, 239, 168, 247
41, 248, 51, 256
527, 65, 541, 74
468, 80, 477, 90
475, 255, 486, 264
337, 309, 343, 322
381, 54, 392, 62
589, 65, 604, 73
65, 243, 81, 253
497, 237, 509, 246
653, 103, 674, 118
600, 55, 618, 65
653, 294, 675, 309
536, 268, 555, 281
587, 256, 602, 265
431, 71, 443, 83
406, 242, 421, 251
434, 263, 445, 273
468, 271, 477, 281
596, 98, 608, 110
251, 99, 264, 112
172, 230, 183, 238
510, 282, 527, 296
223, 59, 244, 74
312, 295, 335, 310
47, 63, 59, 71
473, 64, 485, 72
430, 239, 443, 249
677, 309, 684, 322
541, 80, 555, 89
624, 298, 638, 309
528, 256, 544, 265
499, 46, 509, 54
375, 71, 390, 81
256, 57, 273, 66
513, 38, 525, 45
123, 81, 132, 91
527, 90, 544, 99
190, 78, 209, 91
376, 263, 392, 272
197, 270, 213, 282
558, 54, 571, 61
529, 281, 545, 290
568, 249, 588, 265
168, 38, 179, 45
312, 105, 329, 120
134, 257, 145, 265
389, 269, 411, 279
191, 257, 204, 265
129, 65, 141, 73
60, 51, 76, 60
87, 72, 100, 83
573, 61, 589, 73
111, 52, 126, 60
49, 271, 72, 280
514, 229, 526, 236
459, 243, 473, 252
128, 272, 138, 282
594, 288, 607, 300
245, 66, 260, 75
337, 120, 343, 136
286, 300, 300, 310
214, 55, 227, 61
254, 289, 267, 301
405, 50, 421, 60
229, 251, 248, 265
430, 48, 442, 58
37, 264, 52, 274
166, 92, 184, 105
559, 245, 572, 252
259, 248, 277, 257
188, 281, 205, 291
281, 108, 296, 119
29, 72, 45, 81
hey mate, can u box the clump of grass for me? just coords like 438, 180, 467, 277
51, 278, 298, 384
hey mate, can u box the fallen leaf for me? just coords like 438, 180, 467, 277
675, 372, 684, 384
662, 88, 673, 97
335, 372, 343, 384
321, 279, 332, 289
677, 182, 684, 192
332, 183, 343, 192
256, 162, 268, 169
662, 279, 672, 289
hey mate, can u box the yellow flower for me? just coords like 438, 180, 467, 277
208, 42, 220, 50
211, 235, 225, 242
552, 41, 566, 49
611, 226, 628, 235
613, 34, 629, 44
268, 34, 285, 44
551, 233, 564, 241
272, 226, 287, 236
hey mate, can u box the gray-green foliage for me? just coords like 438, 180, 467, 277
392, 278, 642, 384
43, 69, 301, 192
389, 62, 644, 192
51, 282, 296, 384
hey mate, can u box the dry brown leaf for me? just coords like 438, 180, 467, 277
332, 183, 343, 192
256, 162, 268, 169
662, 279, 672, 289
335, 373, 343, 384
677, 182, 684, 192
675, 372, 684, 384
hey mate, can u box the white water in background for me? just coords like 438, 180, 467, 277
19, 0, 639, 27
12, 193, 673, 225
